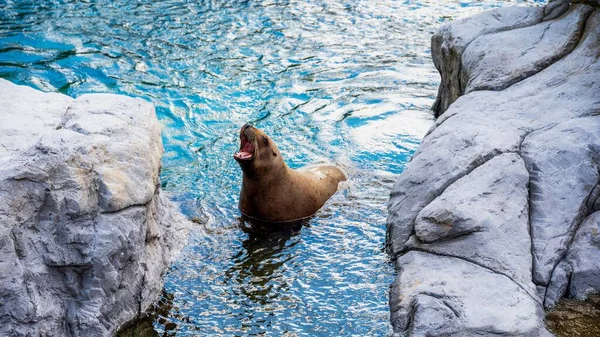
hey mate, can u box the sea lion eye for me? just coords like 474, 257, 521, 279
262, 136, 268, 145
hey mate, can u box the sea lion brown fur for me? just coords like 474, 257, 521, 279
233, 124, 346, 222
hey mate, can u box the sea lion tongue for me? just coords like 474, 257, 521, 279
234, 134, 254, 160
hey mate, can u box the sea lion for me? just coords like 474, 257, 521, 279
233, 124, 346, 223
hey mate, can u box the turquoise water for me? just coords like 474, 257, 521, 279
0, 0, 544, 335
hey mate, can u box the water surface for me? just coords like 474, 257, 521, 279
0, 0, 543, 335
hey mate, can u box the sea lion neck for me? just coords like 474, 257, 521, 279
240, 156, 290, 182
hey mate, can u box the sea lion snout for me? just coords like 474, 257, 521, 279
234, 124, 256, 162
234, 124, 278, 163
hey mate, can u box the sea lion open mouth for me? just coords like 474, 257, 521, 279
233, 125, 255, 161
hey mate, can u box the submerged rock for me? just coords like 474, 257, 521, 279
388, 1, 600, 336
0, 79, 190, 337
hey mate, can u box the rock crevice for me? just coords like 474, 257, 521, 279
405, 247, 541, 306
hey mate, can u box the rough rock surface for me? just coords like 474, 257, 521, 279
0, 79, 190, 337
408, 153, 535, 300
388, 2, 600, 336
390, 252, 547, 336
567, 212, 600, 300
462, 4, 593, 93
431, 5, 544, 116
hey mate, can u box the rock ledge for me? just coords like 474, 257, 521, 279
388, 1, 600, 336
0, 79, 190, 337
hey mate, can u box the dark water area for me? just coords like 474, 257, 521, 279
0, 0, 544, 335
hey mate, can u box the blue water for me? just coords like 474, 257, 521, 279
0, 0, 544, 335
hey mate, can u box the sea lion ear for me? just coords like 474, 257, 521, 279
262, 136, 268, 145
272, 150, 277, 157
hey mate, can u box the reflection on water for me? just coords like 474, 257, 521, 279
117, 290, 179, 337
226, 217, 304, 307
0, 0, 544, 335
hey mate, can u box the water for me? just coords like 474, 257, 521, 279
0, 0, 544, 335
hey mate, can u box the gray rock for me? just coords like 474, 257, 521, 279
522, 116, 600, 287
431, 6, 544, 116
390, 251, 549, 336
408, 153, 536, 299
544, 213, 600, 307
0, 80, 72, 156
544, 0, 571, 21
544, 259, 571, 308
388, 5, 600, 336
462, 4, 593, 93
0, 79, 190, 337
567, 212, 600, 300
574, 0, 600, 8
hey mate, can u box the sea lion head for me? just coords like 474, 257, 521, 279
233, 124, 284, 178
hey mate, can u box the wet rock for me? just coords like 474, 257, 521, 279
388, 4, 600, 336
0, 79, 190, 337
